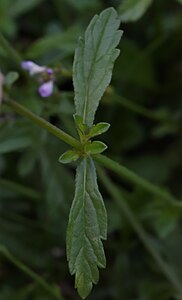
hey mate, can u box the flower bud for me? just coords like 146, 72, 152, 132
38, 80, 54, 97
21, 61, 46, 75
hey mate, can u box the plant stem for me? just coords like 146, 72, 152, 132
4, 97, 82, 150
114, 94, 162, 121
0, 33, 22, 67
0, 246, 64, 300
4, 97, 181, 208
0, 178, 41, 201
95, 154, 181, 206
98, 167, 182, 297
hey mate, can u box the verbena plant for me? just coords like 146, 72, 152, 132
2, 7, 122, 299
1, 3, 182, 300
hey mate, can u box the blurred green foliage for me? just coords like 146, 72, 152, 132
0, 0, 182, 299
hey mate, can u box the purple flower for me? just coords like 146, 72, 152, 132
21, 60, 54, 97
21, 61, 46, 76
47, 68, 54, 76
38, 80, 54, 98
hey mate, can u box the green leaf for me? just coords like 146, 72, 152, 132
73, 7, 122, 126
4, 71, 19, 87
85, 141, 107, 155
59, 150, 79, 164
67, 157, 107, 299
119, 0, 153, 22
89, 122, 110, 138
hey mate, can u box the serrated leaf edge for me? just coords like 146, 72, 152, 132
66, 157, 107, 298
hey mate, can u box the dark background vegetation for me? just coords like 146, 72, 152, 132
0, 0, 182, 299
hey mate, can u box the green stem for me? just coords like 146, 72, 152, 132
98, 168, 182, 297
95, 154, 181, 206
0, 33, 22, 67
4, 97, 181, 208
0, 246, 64, 300
4, 97, 82, 150
114, 94, 161, 121
0, 178, 41, 201
111, 93, 175, 124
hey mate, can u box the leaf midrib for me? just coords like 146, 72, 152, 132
82, 12, 111, 124
76, 159, 100, 279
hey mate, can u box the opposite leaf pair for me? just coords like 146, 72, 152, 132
59, 115, 110, 164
